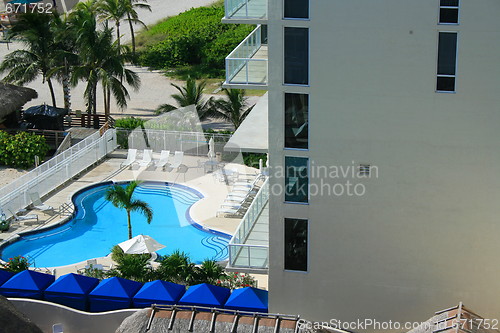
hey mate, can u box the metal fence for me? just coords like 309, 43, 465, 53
0, 129, 117, 219
228, 178, 269, 269
115, 129, 232, 157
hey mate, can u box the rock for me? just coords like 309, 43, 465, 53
0, 295, 43, 333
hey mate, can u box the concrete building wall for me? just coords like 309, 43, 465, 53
268, 0, 500, 329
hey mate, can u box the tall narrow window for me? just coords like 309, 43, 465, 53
284, 0, 309, 19
437, 32, 458, 92
439, 0, 459, 24
284, 218, 308, 271
285, 93, 309, 149
285, 156, 308, 203
284, 27, 309, 85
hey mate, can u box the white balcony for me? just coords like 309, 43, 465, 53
224, 25, 268, 89
223, 0, 267, 23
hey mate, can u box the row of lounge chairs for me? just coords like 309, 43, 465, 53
1, 192, 55, 227
216, 175, 263, 217
121, 149, 184, 171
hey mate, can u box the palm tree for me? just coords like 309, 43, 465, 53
0, 12, 59, 107
155, 77, 211, 118
105, 180, 153, 239
206, 88, 254, 129
124, 0, 150, 55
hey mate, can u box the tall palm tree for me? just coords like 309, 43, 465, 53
0, 12, 59, 107
206, 88, 254, 129
105, 181, 153, 239
155, 77, 211, 118
124, 0, 150, 55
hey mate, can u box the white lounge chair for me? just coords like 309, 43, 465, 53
216, 205, 245, 217
29, 192, 54, 212
155, 150, 170, 169
169, 151, 184, 169
121, 148, 137, 168
136, 149, 153, 167
8, 209, 38, 223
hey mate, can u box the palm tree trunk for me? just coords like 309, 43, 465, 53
103, 85, 108, 117
127, 210, 132, 239
127, 13, 136, 55
116, 21, 121, 52
47, 78, 57, 108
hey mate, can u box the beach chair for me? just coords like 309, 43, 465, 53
169, 151, 184, 170
29, 192, 54, 212
155, 150, 170, 169
121, 148, 137, 168
136, 149, 153, 167
8, 209, 38, 223
216, 205, 245, 217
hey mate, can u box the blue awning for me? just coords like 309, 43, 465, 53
133, 280, 186, 308
88, 277, 142, 312
8, 0, 42, 4
0, 270, 55, 300
224, 287, 268, 313
0, 269, 15, 286
44, 273, 100, 311
178, 283, 230, 308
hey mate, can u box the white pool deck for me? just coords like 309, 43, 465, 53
0, 149, 268, 288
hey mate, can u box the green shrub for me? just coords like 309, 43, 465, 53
2, 256, 30, 273
0, 131, 49, 168
114, 117, 146, 148
107, 254, 153, 283
217, 271, 257, 289
243, 152, 267, 169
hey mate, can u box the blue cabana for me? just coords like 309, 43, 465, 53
0, 269, 15, 286
133, 280, 186, 308
224, 287, 268, 313
0, 270, 55, 300
44, 273, 99, 311
88, 277, 142, 312
178, 283, 230, 308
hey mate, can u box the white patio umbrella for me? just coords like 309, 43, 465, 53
117, 235, 165, 254
207, 137, 216, 160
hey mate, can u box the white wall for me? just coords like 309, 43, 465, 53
268, 0, 500, 330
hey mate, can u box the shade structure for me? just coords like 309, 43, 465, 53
88, 277, 142, 312
118, 235, 165, 254
44, 273, 99, 311
224, 287, 268, 313
23, 104, 68, 130
178, 283, 230, 308
133, 280, 186, 308
0, 270, 55, 300
0, 269, 15, 286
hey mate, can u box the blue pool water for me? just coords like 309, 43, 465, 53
0, 182, 230, 267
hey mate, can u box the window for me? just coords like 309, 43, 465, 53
439, 0, 459, 24
284, 218, 308, 271
285, 93, 309, 149
285, 156, 308, 203
284, 27, 309, 85
436, 32, 458, 92
284, 0, 309, 19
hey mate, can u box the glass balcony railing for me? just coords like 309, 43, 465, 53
225, 0, 267, 20
225, 25, 268, 87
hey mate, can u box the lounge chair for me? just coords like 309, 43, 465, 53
8, 209, 38, 223
216, 205, 245, 217
136, 149, 153, 167
121, 148, 137, 168
169, 151, 184, 170
155, 150, 170, 169
29, 192, 54, 212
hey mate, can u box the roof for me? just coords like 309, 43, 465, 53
224, 92, 268, 153
0, 83, 37, 120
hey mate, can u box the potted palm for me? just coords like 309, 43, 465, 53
0, 215, 10, 232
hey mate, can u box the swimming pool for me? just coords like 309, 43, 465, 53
0, 181, 230, 267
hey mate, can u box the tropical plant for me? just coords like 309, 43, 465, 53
155, 77, 211, 118
104, 180, 153, 239
196, 259, 225, 285
155, 250, 198, 285
124, 0, 150, 55
217, 271, 257, 289
2, 256, 30, 273
107, 253, 153, 282
0, 12, 59, 107
206, 88, 254, 129
0, 131, 50, 168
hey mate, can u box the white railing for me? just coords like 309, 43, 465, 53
228, 178, 269, 269
0, 129, 117, 219
115, 129, 232, 157
226, 25, 268, 85
225, 0, 267, 19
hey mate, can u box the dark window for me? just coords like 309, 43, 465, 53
284, 27, 309, 85
284, 218, 308, 271
285, 156, 308, 203
439, 0, 459, 24
284, 0, 309, 19
437, 32, 457, 92
285, 93, 308, 149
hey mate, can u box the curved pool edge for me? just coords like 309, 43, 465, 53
0, 180, 232, 268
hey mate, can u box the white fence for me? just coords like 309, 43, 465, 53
0, 129, 117, 219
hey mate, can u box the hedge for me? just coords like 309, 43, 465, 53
0, 131, 50, 168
